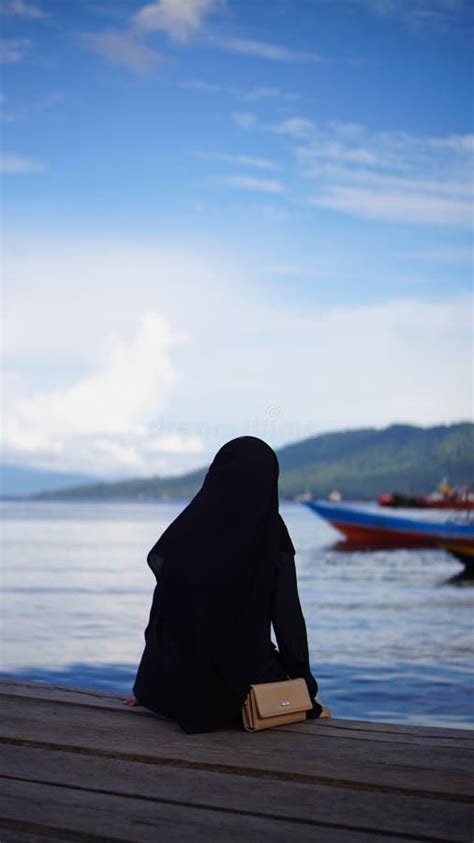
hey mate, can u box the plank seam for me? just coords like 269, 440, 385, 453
0, 737, 470, 804
2, 692, 472, 747
0, 817, 135, 843
277, 725, 474, 747
0, 774, 460, 842
1, 684, 472, 741
0, 680, 120, 701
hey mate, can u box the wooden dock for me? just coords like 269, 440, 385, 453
0, 679, 472, 842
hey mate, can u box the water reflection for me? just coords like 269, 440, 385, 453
328, 539, 472, 584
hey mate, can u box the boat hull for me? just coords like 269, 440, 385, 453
329, 521, 435, 547
304, 500, 474, 553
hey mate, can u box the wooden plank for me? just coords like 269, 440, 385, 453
1, 697, 468, 763
1, 681, 473, 842
0, 779, 418, 843
1, 697, 472, 798
2, 687, 470, 748
0, 830, 73, 843
3, 724, 472, 803
282, 721, 474, 747
2, 680, 472, 739
291, 715, 474, 741
1, 744, 472, 841
0, 680, 130, 711
287, 717, 474, 750
2, 680, 472, 745
0, 694, 471, 768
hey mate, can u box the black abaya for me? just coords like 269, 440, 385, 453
133, 436, 322, 732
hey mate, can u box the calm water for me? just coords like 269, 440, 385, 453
1, 499, 473, 729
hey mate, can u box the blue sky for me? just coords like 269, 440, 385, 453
1, 0, 473, 478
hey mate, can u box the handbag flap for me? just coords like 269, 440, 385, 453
251, 678, 312, 719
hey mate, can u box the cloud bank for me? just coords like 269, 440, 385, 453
3, 235, 471, 477
232, 116, 474, 227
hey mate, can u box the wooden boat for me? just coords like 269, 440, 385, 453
304, 500, 474, 558
378, 493, 474, 510
378, 483, 474, 510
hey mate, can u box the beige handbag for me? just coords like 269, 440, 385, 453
242, 678, 313, 732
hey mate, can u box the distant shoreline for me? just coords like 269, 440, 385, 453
2, 422, 472, 501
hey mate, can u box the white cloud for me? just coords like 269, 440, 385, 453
82, 30, 162, 73
181, 80, 299, 103
223, 154, 279, 170
236, 294, 473, 437
296, 124, 473, 174
81, 439, 143, 471
242, 85, 300, 102
315, 0, 471, 29
274, 117, 315, 139
302, 145, 377, 167
306, 164, 468, 197
0, 37, 30, 63
1, 236, 241, 362
400, 247, 473, 264
82, 0, 217, 73
0, 91, 64, 124
2, 313, 203, 475
83, 5, 313, 88
309, 185, 472, 225
258, 205, 291, 222
232, 155, 279, 171
233, 117, 474, 226
206, 35, 319, 62
355, 0, 471, 27
133, 0, 218, 41
180, 78, 222, 93
429, 134, 474, 154
146, 433, 203, 454
86, 1, 316, 74
2, 235, 248, 474
232, 112, 257, 129
0, 152, 46, 173
3, 234, 471, 477
194, 151, 279, 170
297, 124, 474, 226
223, 174, 284, 194
5, 313, 178, 437
2, 0, 46, 19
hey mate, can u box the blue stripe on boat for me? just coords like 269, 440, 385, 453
304, 501, 474, 540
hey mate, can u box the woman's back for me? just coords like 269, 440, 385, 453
133, 436, 322, 732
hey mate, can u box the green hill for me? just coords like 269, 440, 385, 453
276, 423, 473, 497
34, 422, 473, 501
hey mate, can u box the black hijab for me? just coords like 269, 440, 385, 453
138, 436, 295, 731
